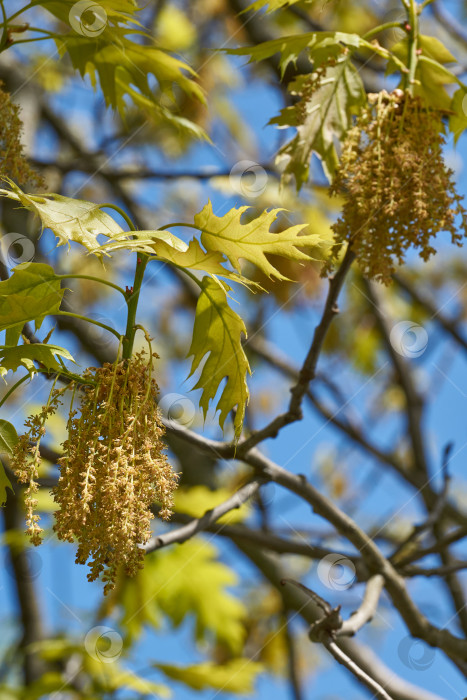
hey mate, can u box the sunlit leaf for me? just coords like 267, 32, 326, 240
154, 238, 257, 288
34, 489, 59, 513
19, 672, 69, 700
244, 0, 308, 12
41, 1, 206, 136
98, 229, 188, 255
418, 35, 457, 64
0, 263, 64, 332
0, 420, 19, 458
99, 565, 161, 644
100, 231, 228, 273
195, 202, 324, 279
157, 5, 197, 51
100, 232, 255, 287
450, 88, 467, 141
153, 238, 232, 276
270, 58, 366, 185
155, 659, 262, 694
174, 485, 250, 523
227, 31, 362, 78
0, 181, 125, 256
0, 343, 75, 378
28, 637, 171, 697
100, 668, 171, 697
25, 638, 77, 662
148, 538, 247, 653
188, 277, 250, 438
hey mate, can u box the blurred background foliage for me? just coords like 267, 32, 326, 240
1, 1, 467, 699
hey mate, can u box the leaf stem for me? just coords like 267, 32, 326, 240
100, 203, 137, 232
122, 255, 149, 359
122, 325, 154, 429
406, 0, 420, 93
358, 38, 408, 74
56, 311, 120, 340
170, 264, 204, 291
158, 222, 200, 232
13, 26, 56, 35
35, 366, 96, 386
0, 374, 29, 409
103, 206, 151, 361
57, 274, 126, 297
362, 22, 405, 40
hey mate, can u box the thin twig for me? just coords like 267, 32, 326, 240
144, 479, 264, 553
391, 445, 452, 563
400, 562, 467, 578
339, 575, 385, 636
239, 247, 355, 452
157, 420, 467, 665
400, 526, 467, 565
237, 543, 443, 700
323, 640, 393, 700
282, 610, 305, 700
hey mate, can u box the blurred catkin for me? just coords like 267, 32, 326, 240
0, 83, 43, 187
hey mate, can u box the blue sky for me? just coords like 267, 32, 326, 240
1, 1, 467, 699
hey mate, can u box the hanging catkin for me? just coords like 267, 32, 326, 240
12, 351, 178, 594
328, 89, 467, 283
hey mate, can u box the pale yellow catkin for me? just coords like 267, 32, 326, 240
12, 352, 178, 595
328, 90, 467, 283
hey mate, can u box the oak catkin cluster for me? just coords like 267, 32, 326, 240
12, 352, 178, 594
328, 89, 467, 283
0, 83, 42, 187
10, 382, 62, 546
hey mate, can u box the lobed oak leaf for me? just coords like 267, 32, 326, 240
195, 202, 324, 279
0, 263, 64, 333
0, 344, 75, 378
188, 277, 250, 439
0, 182, 124, 256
